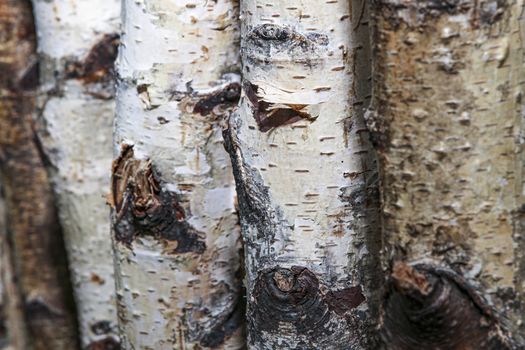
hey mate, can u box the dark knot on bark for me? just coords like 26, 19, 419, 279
381, 262, 517, 350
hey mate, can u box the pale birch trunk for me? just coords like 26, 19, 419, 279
31, 0, 120, 347
111, 0, 244, 349
0, 0, 79, 348
223, 0, 381, 348
368, 1, 525, 348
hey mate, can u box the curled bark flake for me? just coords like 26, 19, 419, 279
110, 144, 206, 253
244, 82, 315, 132
381, 262, 516, 350
65, 33, 119, 84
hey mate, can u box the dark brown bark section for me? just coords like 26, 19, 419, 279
0, 0, 79, 349
85, 336, 120, 350
65, 33, 119, 85
199, 287, 245, 348
381, 262, 516, 350
192, 81, 241, 116
110, 144, 206, 253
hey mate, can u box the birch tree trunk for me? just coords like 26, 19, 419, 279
0, 0, 79, 348
368, 1, 525, 348
223, 0, 381, 348
111, 0, 244, 349
31, 0, 120, 347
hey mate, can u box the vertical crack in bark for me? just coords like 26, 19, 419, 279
381, 262, 516, 349
110, 144, 206, 253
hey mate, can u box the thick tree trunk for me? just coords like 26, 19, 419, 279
223, 0, 381, 348
30, 0, 120, 347
368, 1, 525, 348
0, 188, 25, 350
111, 0, 244, 349
0, 0, 79, 349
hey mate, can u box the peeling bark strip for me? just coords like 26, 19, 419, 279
111, 145, 206, 253
225, 0, 380, 348
0, 0, 80, 349
30, 0, 120, 346
369, 0, 525, 346
382, 263, 515, 349
113, 0, 243, 348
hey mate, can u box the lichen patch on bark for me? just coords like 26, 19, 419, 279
111, 144, 206, 253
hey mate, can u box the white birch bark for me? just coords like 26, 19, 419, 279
111, 0, 244, 349
223, 0, 381, 348
31, 0, 120, 347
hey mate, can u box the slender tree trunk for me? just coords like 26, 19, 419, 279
368, 1, 525, 348
0, 0, 80, 348
223, 0, 381, 348
0, 188, 25, 350
0, 190, 9, 348
111, 0, 244, 349
30, 0, 120, 347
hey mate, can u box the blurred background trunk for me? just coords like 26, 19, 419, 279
368, 1, 525, 348
30, 0, 120, 347
0, 0, 80, 348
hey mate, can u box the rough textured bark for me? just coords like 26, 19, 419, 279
368, 1, 525, 348
224, 0, 381, 348
111, 0, 244, 349
0, 0, 79, 348
0, 187, 25, 350
30, 0, 120, 347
